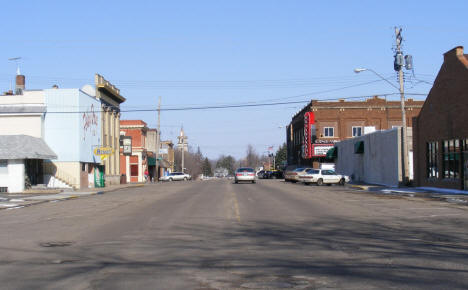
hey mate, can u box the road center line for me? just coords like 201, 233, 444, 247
231, 192, 241, 223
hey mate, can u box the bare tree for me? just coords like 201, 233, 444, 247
174, 146, 204, 179
245, 144, 259, 168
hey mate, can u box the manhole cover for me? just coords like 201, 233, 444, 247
40, 241, 73, 247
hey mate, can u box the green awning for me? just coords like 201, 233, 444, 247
147, 157, 171, 168
326, 147, 338, 159
354, 141, 364, 154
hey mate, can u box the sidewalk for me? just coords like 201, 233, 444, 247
0, 183, 146, 210
348, 183, 468, 205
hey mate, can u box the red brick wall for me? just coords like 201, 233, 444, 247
287, 96, 423, 166
413, 46, 468, 189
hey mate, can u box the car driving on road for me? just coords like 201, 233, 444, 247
160, 172, 192, 182
299, 169, 349, 186
234, 167, 256, 184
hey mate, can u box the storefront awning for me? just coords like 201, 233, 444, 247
147, 157, 171, 168
0, 135, 57, 159
326, 147, 338, 159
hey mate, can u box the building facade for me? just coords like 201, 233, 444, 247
119, 120, 148, 183
413, 46, 468, 190
335, 128, 404, 187
0, 135, 57, 192
43, 87, 102, 189
95, 74, 126, 185
0, 90, 46, 138
287, 96, 423, 168
0, 78, 57, 192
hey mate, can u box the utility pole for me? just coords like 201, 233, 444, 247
155, 96, 161, 181
395, 27, 409, 184
181, 135, 185, 173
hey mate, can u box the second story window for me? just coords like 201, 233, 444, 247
324, 127, 334, 137
352, 126, 362, 137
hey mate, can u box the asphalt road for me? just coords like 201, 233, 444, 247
1, 179, 468, 289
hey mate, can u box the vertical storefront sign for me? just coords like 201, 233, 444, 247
303, 112, 315, 159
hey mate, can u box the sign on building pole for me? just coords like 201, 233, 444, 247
94, 147, 114, 161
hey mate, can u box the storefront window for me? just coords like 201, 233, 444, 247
426, 141, 438, 178
443, 139, 460, 179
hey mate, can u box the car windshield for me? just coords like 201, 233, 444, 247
293, 168, 304, 172
237, 168, 254, 172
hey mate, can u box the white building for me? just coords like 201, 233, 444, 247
334, 128, 413, 187
0, 135, 56, 193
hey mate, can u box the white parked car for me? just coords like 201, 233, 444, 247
284, 167, 312, 183
160, 172, 191, 182
299, 169, 350, 186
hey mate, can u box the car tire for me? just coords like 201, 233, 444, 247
317, 178, 323, 186
184, 177, 187, 181
291, 180, 297, 183
252, 180, 255, 184
235, 180, 238, 184
339, 178, 345, 186
169, 178, 173, 182
304, 182, 309, 186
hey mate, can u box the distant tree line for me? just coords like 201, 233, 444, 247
173, 144, 286, 179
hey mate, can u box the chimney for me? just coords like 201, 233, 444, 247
15, 74, 25, 95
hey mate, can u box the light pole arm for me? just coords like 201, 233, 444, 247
365, 68, 400, 91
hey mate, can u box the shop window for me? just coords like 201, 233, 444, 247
324, 127, 334, 137
426, 141, 438, 178
443, 139, 460, 179
130, 164, 138, 177
352, 126, 362, 137
0, 160, 7, 174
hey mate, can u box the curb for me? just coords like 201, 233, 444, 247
0, 184, 146, 211
349, 184, 370, 191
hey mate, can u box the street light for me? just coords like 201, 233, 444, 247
354, 67, 409, 184
353, 68, 399, 90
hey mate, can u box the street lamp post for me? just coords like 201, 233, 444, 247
354, 67, 409, 184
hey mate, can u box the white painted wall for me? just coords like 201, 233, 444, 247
0, 115, 43, 137
44, 88, 101, 163
0, 90, 46, 138
0, 159, 25, 193
0, 90, 45, 104
335, 129, 402, 187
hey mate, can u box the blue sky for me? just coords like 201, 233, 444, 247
1, 0, 466, 159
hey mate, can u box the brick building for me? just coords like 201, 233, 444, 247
287, 96, 424, 167
413, 46, 468, 190
119, 120, 148, 183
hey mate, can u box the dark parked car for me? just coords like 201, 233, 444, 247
257, 170, 266, 179
264, 170, 284, 179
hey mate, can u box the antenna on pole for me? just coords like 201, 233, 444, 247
8, 57, 22, 75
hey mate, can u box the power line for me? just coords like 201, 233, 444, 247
6, 92, 424, 114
